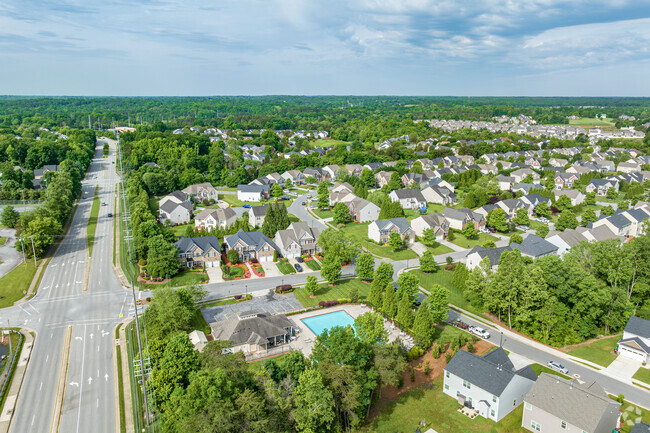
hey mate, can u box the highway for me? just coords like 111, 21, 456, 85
3, 139, 127, 433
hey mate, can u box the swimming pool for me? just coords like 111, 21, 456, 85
301, 310, 355, 337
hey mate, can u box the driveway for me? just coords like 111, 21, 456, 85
601, 355, 643, 383
206, 266, 222, 282
410, 241, 428, 256
201, 292, 304, 323
263, 262, 284, 278
0, 228, 20, 279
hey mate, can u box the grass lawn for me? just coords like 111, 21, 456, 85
0, 263, 39, 308
404, 203, 445, 220
361, 375, 527, 433
189, 309, 209, 332
148, 198, 159, 214
199, 298, 239, 308
450, 232, 498, 249
312, 208, 333, 219
530, 363, 571, 380
632, 367, 650, 385
312, 138, 351, 146
293, 278, 370, 307
167, 223, 192, 238
248, 352, 290, 371
569, 117, 616, 130
87, 186, 100, 256
409, 269, 486, 318
228, 266, 246, 278
566, 335, 619, 367
140, 270, 208, 289
427, 242, 454, 256
219, 194, 293, 208
0, 237, 6, 246
288, 213, 300, 223
304, 259, 321, 271
340, 222, 418, 260
276, 261, 296, 275
615, 397, 650, 433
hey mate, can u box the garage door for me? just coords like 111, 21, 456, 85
620, 346, 646, 362
260, 255, 271, 263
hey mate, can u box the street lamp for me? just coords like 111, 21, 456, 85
29, 235, 37, 267
18, 238, 26, 264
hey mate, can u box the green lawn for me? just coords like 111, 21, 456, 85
530, 363, 571, 380
566, 335, 619, 367
304, 259, 321, 271
568, 117, 616, 130
427, 242, 454, 256
228, 266, 246, 278
248, 352, 291, 371
632, 367, 650, 385
409, 269, 485, 317
339, 222, 418, 260
312, 208, 334, 219
167, 223, 192, 238
293, 278, 370, 307
0, 263, 39, 308
404, 203, 445, 220
219, 194, 293, 208
450, 233, 498, 249
189, 309, 209, 333
199, 298, 239, 308
87, 186, 100, 256
140, 270, 208, 289
361, 375, 526, 433
288, 214, 300, 223
0, 237, 6, 246
276, 261, 296, 275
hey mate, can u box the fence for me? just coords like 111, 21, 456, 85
0, 200, 43, 206
0, 330, 24, 411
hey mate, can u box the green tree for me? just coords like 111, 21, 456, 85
420, 228, 438, 247
332, 202, 349, 224
513, 208, 530, 226
144, 285, 206, 341
484, 250, 525, 327
412, 300, 434, 348
388, 231, 403, 250
360, 168, 375, 188
353, 183, 368, 199
606, 187, 618, 199
271, 183, 283, 198
318, 228, 360, 263
373, 342, 407, 389
536, 224, 550, 238
419, 250, 437, 273
1, 206, 19, 228
396, 272, 419, 301
601, 205, 615, 215
353, 312, 388, 344
582, 209, 597, 225
374, 262, 394, 286
146, 235, 180, 278
152, 331, 201, 405
555, 194, 572, 211
382, 284, 398, 317
293, 369, 336, 433
226, 248, 240, 264
427, 284, 449, 324
355, 252, 375, 281
317, 181, 329, 209
396, 294, 414, 328
321, 255, 342, 285
462, 223, 478, 239
509, 233, 523, 245
585, 192, 596, 205
378, 201, 404, 219
305, 275, 318, 297
387, 172, 402, 191
535, 202, 551, 218
451, 263, 469, 290
487, 209, 508, 232
368, 278, 385, 308
556, 210, 579, 231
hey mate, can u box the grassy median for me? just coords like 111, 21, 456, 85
87, 185, 100, 257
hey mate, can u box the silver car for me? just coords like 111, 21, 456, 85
547, 360, 568, 374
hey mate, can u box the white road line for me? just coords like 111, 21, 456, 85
18, 305, 31, 316
31, 414, 35, 426
76, 325, 87, 433
39, 382, 43, 391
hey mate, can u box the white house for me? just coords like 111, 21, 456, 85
421, 185, 456, 205
237, 184, 269, 202
617, 316, 650, 363
159, 201, 193, 225
194, 207, 237, 230
411, 213, 449, 239
348, 198, 380, 223
389, 189, 427, 210
368, 217, 415, 244
444, 348, 537, 421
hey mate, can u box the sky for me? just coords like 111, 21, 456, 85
1, 0, 650, 96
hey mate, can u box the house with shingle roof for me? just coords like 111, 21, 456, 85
443, 208, 486, 231
210, 311, 294, 356
411, 213, 449, 239
174, 235, 221, 268
586, 178, 619, 196
224, 229, 279, 263
237, 184, 270, 202
248, 204, 268, 228
389, 189, 427, 210
194, 207, 237, 230
182, 182, 218, 201
617, 316, 650, 363
465, 245, 511, 270
444, 348, 537, 421
348, 197, 380, 223
522, 373, 620, 433
421, 185, 456, 206
368, 217, 415, 244
553, 189, 585, 206
159, 200, 193, 225
546, 229, 588, 256
274, 222, 321, 259
509, 234, 558, 259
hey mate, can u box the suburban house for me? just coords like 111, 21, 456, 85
520, 193, 551, 209
552, 189, 585, 206
421, 185, 456, 205
548, 158, 568, 168
411, 213, 449, 239
348, 197, 380, 223
630, 423, 650, 433
237, 184, 270, 202
389, 189, 427, 210
303, 167, 324, 182
546, 229, 588, 256
281, 170, 305, 185
158, 190, 190, 209
592, 158, 616, 172
617, 316, 650, 363
554, 172, 579, 189
188, 330, 208, 352
375, 171, 393, 188
509, 234, 558, 259
224, 229, 279, 263
174, 235, 221, 268
496, 198, 526, 220
368, 217, 415, 244
274, 222, 321, 259
194, 207, 237, 230
182, 183, 219, 201
344, 164, 364, 177
322, 164, 340, 180
210, 311, 294, 356
586, 178, 619, 196
522, 373, 620, 433
443, 348, 537, 421
496, 175, 515, 191
618, 160, 641, 173
248, 204, 268, 228
465, 246, 511, 270
33, 164, 59, 188
443, 208, 486, 231
159, 200, 193, 225
511, 168, 541, 183
332, 182, 354, 194
329, 191, 356, 206
402, 172, 429, 187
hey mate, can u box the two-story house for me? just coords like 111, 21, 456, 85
554, 172, 579, 189
617, 316, 650, 363
237, 184, 270, 202
248, 204, 268, 228
174, 236, 221, 268
411, 213, 449, 240
443, 208, 486, 231
421, 185, 456, 205
194, 207, 237, 230
224, 229, 279, 263
586, 178, 619, 196
368, 217, 415, 244
274, 222, 321, 259
182, 183, 219, 201
348, 197, 380, 223
389, 189, 427, 210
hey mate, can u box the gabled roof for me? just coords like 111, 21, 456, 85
165, 190, 190, 202
211, 312, 293, 346
618, 337, 649, 354
174, 236, 221, 254
238, 184, 269, 193
509, 234, 558, 257
250, 204, 268, 217
373, 217, 412, 234
160, 200, 192, 214
630, 422, 650, 433
391, 189, 426, 201
466, 245, 511, 267
624, 316, 650, 339
225, 229, 279, 252
195, 207, 236, 222
525, 373, 620, 433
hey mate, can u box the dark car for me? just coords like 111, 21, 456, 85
487, 227, 496, 233
301, 201, 306, 205
294, 263, 303, 272
281, 196, 290, 200
296, 257, 304, 263
107, 213, 113, 217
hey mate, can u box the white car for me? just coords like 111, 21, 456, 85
547, 360, 568, 374
469, 326, 491, 339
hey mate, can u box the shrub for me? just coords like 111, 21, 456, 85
138, 259, 147, 266
275, 284, 293, 293
349, 286, 359, 302
452, 342, 459, 352
467, 342, 475, 353
616, 394, 625, 404
250, 257, 258, 264
234, 295, 242, 300
410, 367, 415, 382
445, 353, 452, 364
407, 346, 424, 361
318, 300, 339, 308
204, 326, 211, 335
424, 360, 430, 375
432, 343, 441, 359
146, 297, 152, 302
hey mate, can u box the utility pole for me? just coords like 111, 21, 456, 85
29, 236, 37, 267
19, 238, 25, 264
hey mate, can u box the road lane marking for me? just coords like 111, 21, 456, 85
49, 325, 73, 433
75, 325, 87, 433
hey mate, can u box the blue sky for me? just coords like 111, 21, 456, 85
1, 0, 649, 96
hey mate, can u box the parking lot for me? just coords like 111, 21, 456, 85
200, 291, 304, 324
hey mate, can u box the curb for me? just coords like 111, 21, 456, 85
0, 329, 33, 433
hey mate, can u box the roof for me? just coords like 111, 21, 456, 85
444, 348, 534, 397
391, 189, 426, 201
618, 337, 650, 354
225, 229, 279, 252
524, 373, 620, 433
237, 184, 269, 193
174, 236, 221, 254
373, 217, 412, 234
466, 246, 511, 267
630, 422, 650, 433
160, 200, 192, 214
509, 234, 558, 257
165, 190, 189, 202
195, 207, 236, 222
549, 229, 587, 247
210, 312, 293, 346
182, 182, 217, 194
275, 222, 321, 250
414, 213, 447, 228
250, 204, 268, 217
624, 316, 650, 339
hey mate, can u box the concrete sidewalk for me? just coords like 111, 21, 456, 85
0, 329, 34, 433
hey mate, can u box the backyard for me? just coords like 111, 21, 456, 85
450, 232, 498, 249
293, 277, 370, 307
565, 335, 620, 367
408, 269, 486, 318
339, 222, 418, 260
404, 203, 445, 220
219, 194, 293, 208
311, 208, 334, 219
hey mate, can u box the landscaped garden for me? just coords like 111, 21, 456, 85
449, 232, 498, 249
566, 335, 620, 367
276, 259, 296, 275
293, 277, 370, 307
339, 222, 418, 260
249, 261, 265, 277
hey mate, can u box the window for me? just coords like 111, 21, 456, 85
530, 421, 541, 432
456, 391, 460, 397
445, 371, 450, 378
561, 421, 567, 429
525, 403, 531, 410
444, 384, 449, 390
490, 409, 495, 418
462, 380, 471, 389
492, 396, 497, 403
513, 400, 516, 406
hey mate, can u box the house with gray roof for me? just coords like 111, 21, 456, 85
546, 229, 588, 256
617, 316, 650, 363
174, 235, 221, 268
421, 185, 456, 205
182, 182, 218, 201
159, 200, 193, 225
443, 208, 486, 231
274, 222, 321, 259
210, 311, 294, 356
444, 348, 536, 421
411, 213, 449, 239
237, 184, 270, 202
630, 422, 650, 433
224, 229, 279, 263
522, 373, 620, 433
586, 178, 619, 196
194, 207, 237, 230
509, 234, 558, 259
389, 188, 427, 210
465, 246, 512, 270
248, 204, 268, 228
368, 217, 415, 245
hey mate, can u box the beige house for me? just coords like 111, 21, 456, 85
248, 204, 268, 228
224, 229, 279, 263
182, 183, 219, 201
194, 207, 237, 230
368, 217, 415, 244
211, 311, 294, 356
174, 236, 221, 268
274, 222, 321, 259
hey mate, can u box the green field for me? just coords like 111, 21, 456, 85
293, 277, 370, 307
633, 367, 650, 385
87, 185, 100, 256
409, 269, 485, 317
450, 232, 498, 249
339, 222, 418, 260
312, 138, 351, 147
566, 335, 619, 367
568, 117, 616, 130
0, 263, 39, 308
404, 203, 445, 220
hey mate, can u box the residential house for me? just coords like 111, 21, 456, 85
33, 164, 59, 189
496, 198, 526, 220
224, 229, 279, 262
159, 190, 191, 209
617, 316, 650, 363
274, 222, 321, 259
522, 373, 620, 433
476, 164, 498, 175
511, 168, 541, 183
548, 158, 568, 168
590, 208, 650, 238
159, 200, 193, 225
465, 246, 511, 270
348, 197, 380, 223
345, 164, 364, 177
443, 208, 486, 231
389, 189, 427, 210
174, 235, 221, 268
303, 167, 324, 182
443, 348, 537, 421
520, 193, 551, 209
586, 178, 619, 196
512, 183, 542, 195
411, 213, 449, 239
188, 330, 208, 352
375, 171, 393, 188
525, 157, 543, 169
248, 204, 268, 228
566, 164, 592, 176
281, 170, 305, 185
265, 172, 284, 185
237, 184, 270, 202
322, 164, 340, 180
368, 217, 415, 244
332, 182, 354, 194
546, 229, 588, 256
619, 207, 650, 236
576, 225, 623, 243
194, 207, 237, 230
496, 175, 515, 191
554, 172, 579, 189
617, 161, 641, 173
552, 189, 585, 206
592, 158, 616, 172
402, 172, 429, 187
421, 185, 456, 205
509, 234, 558, 259
182, 183, 218, 201
210, 311, 294, 356
328, 191, 356, 206
426, 177, 455, 192
363, 162, 384, 172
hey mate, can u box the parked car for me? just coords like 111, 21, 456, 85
102, 202, 107, 206
107, 213, 113, 217
519, 225, 529, 230
301, 201, 306, 205
281, 196, 290, 200
487, 227, 496, 233
243, 204, 252, 208
547, 360, 568, 374
296, 257, 304, 263
294, 264, 303, 272
469, 326, 491, 339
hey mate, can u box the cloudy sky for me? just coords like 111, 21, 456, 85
1, 0, 649, 96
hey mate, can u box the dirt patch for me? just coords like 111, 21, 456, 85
367, 339, 494, 421
560, 333, 622, 353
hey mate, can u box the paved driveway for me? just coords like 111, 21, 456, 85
201, 292, 304, 323
601, 355, 643, 383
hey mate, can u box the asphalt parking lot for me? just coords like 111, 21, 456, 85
201, 292, 304, 324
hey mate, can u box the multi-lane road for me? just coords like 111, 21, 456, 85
3, 138, 127, 433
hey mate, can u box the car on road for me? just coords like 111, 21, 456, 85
301, 201, 306, 205
547, 360, 568, 374
243, 204, 252, 208
469, 326, 491, 339
281, 196, 290, 200
107, 213, 113, 217
296, 257, 304, 263
102, 202, 107, 206
294, 264, 303, 272
487, 227, 496, 233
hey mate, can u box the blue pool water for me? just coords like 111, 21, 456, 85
301, 310, 355, 337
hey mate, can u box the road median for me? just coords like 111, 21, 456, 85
49, 326, 72, 433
